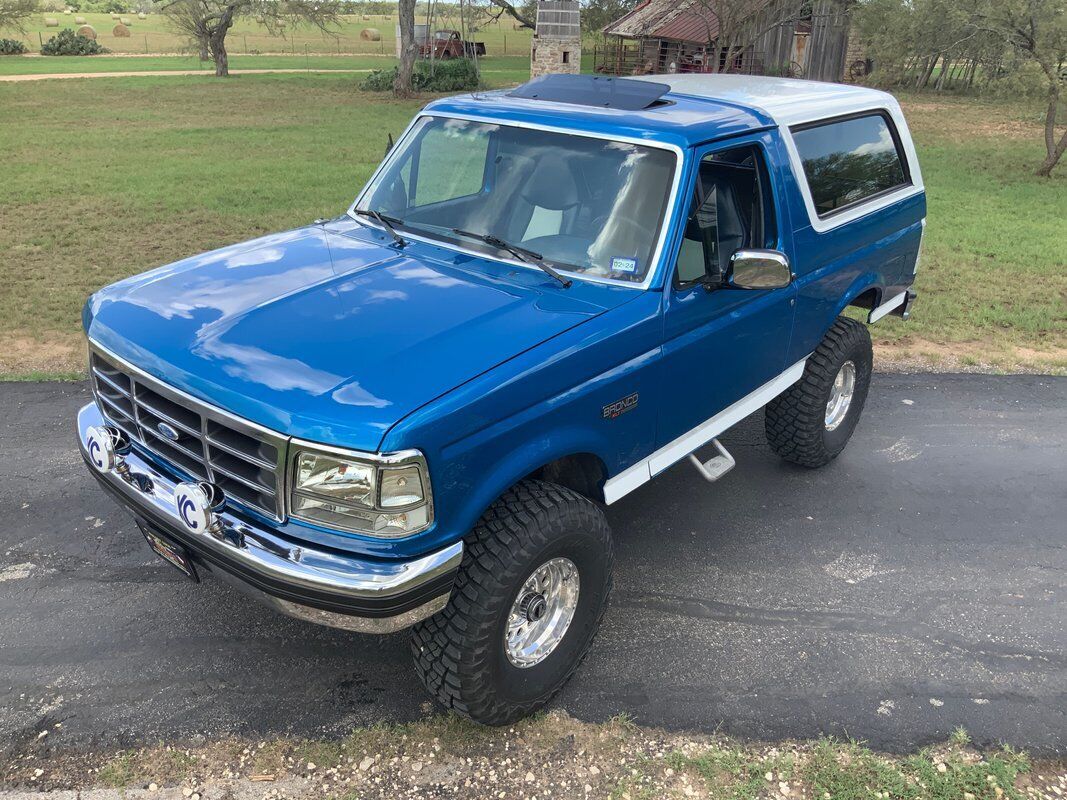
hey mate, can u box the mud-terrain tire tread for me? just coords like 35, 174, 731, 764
765, 316, 872, 468
410, 480, 612, 726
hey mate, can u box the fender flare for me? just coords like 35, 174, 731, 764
834, 275, 884, 321
443, 426, 612, 539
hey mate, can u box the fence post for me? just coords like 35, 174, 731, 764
144, 34, 148, 53
305, 42, 309, 71
38, 31, 43, 47
244, 35, 247, 53
503, 33, 506, 54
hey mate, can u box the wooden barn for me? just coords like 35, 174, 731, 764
595, 0, 859, 83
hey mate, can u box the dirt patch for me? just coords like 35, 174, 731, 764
0, 335, 85, 376
874, 338, 1067, 375
2, 712, 1064, 800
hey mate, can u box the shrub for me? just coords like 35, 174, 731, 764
40, 28, 109, 55
361, 58, 479, 93
0, 38, 28, 55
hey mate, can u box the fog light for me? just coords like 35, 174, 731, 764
86, 425, 121, 472
175, 481, 225, 538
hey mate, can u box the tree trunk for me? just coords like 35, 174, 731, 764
198, 39, 209, 62
395, 0, 418, 97
915, 54, 938, 90
934, 56, 952, 91
210, 30, 229, 76
207, 8, 234, 77
1036, 80, 1066, 176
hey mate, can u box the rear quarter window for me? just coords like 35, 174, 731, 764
791, 112, 909, 218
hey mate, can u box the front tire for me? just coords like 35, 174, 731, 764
765, 316, 873, 468
410, 480, 613, 725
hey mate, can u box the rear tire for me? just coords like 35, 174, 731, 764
765, 316, 873, 468
410, 480, 613, 725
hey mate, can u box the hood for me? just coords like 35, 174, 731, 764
87, 221, 637, 451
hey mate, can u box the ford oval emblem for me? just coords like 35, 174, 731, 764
156, 422, 180, 441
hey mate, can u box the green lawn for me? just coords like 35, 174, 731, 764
0, 76, 1063, 377
0, 53, 395, 74
875, 94, 1067, 371
10, 10, 535, 56
0, 52, 535, 76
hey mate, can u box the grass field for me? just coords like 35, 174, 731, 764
10, 10, 534, 56
0, 72, 1063, 377
0, 52, 538, 76
0, 53, 394, 74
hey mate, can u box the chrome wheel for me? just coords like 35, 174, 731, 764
825, 360, 857, 431
505, 557, 580, 668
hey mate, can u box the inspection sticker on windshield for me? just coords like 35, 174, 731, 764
610, 257, 638, 274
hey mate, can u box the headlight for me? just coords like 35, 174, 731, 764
289, 444, 433, 537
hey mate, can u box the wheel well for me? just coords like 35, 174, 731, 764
847, 287, 881, 312
529, 453, 607, 504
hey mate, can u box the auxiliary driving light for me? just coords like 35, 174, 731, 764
174, 481, 225, 538
85, 424, 128, 473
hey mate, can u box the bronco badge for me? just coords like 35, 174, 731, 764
602, 393, 638, 420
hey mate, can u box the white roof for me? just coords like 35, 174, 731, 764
632, 74, 900, 127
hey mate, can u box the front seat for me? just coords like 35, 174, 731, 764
677, 165, 751, 283
503, 154, 581, 244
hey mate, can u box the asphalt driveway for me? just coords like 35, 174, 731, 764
1, 374, 1064, 754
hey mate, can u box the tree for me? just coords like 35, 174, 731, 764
0, 0, 39, 35
395, 0, 417, 96
685, 0, 825, 75
975, 0, 1067, 175
582, 0, 640, 38
161, 0, 341, 77
472, 0, 535, 30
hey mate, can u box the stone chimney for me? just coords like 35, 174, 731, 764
530, 0, 581, 77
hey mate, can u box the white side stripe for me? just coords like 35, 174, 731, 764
603, 358, 808, 504
868, 291, 907, 324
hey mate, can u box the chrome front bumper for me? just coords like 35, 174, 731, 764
77, 402, 462, 634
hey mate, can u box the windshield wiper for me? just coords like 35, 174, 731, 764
353, 208, 407, 248
452, 228, 572, 288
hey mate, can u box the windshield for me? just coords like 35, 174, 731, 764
355, 116, 678, 285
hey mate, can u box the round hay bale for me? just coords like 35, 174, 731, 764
137, 11, 146, 18
359, 27, 380, 41
110, 12, 120, 18
361, 14, 370, 19
112, 22, 130, 37
119, 17, 131, 25
63, 8, 71, 13
75, 15, 85, 22
76, 24, 96, 39
44, 16, 59, 26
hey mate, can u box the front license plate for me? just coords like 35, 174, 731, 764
138, 523, 198, 582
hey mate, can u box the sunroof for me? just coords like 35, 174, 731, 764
508, 74, 670, 111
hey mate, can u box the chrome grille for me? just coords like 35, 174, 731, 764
90, 347, 287, 520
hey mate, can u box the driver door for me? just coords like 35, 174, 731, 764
656, 134, 798, 449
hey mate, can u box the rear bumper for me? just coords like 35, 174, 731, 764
77, 402, 462, 633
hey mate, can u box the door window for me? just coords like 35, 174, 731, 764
791, 112, 909, 217
675, 144, 775, 286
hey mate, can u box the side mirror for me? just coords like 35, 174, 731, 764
727, 249, 793, 290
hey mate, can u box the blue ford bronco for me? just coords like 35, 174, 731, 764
79, 74, 924, 724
